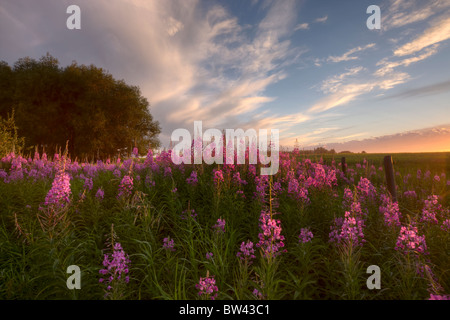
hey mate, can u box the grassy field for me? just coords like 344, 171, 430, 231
0, 150, 449, 300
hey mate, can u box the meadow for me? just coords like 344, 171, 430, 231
0, 148, 449, 300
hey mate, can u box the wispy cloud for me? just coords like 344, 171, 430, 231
327, 43, 375, 63
294, 23, 309, 31
393, 16, 450, 56
320, 66, 365, 94
375, 45, 439, 76
308, 61, 411, 114
382, 0, 450, 30
315, 15, 328, 23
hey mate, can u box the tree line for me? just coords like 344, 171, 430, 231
0, 53, 160, 160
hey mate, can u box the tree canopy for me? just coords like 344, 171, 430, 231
0, 53, 161, 159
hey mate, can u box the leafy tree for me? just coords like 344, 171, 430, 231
0, 53, 161, 160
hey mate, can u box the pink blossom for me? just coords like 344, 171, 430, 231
186, 171, 198, 185
256, 210, 286, 258
421, 195, 442, 225
44, 171, 71, 208
212, 218, 226, 233
99, 242, 131, 290
329, 211, 366, 248
117, 175, 133, 199
395, 224, 428, 255
379, 193, 402, 227
237, 240, 256, 264
298, 228, 314, 244
195, 275, 218, 300
163, 237, 176, 251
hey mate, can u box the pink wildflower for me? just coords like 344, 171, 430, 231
236, 240, 256, 264
395, 224, 428, 255
99, 242, 131, 291
117, 175, 133, 199
299, 228, 314, 244
195, 275, 218, 300
256, 210, 286, 258
44, 171, 71, 208
212, 218, 226, 233
162, 237, 176, 252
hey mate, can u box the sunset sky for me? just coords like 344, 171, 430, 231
1, 0, 450, 152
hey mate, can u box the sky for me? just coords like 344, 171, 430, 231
1, 0, 450, 153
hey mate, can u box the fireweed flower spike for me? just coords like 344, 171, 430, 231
256, 210, 286, 259
186, 170, 198, 185
44, 170, 72, 208
99, 242, 131, 299
379, 193, 402, 227
96, 187, 105, 200
421, 195, 443, 225
195, 274, 218, 300
117, 175, 133, 199
162, 237, 176, 252
299, 228, 314, 244
395, 224, 428, 255
212, 218, 226, 233
236, 240, 256, 264
329, 211, 366, 248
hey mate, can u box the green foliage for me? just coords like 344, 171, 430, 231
0, 110, 25, 158
0, 54, 161, 159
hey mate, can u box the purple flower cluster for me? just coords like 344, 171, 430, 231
195, 275, 218, 300
186, 171, 198, 185
113, 168, 121, 179
395, 224, 428, 255
421, 195, 442, 225
254, 175, 269, 202
44, 171, 72, 208
164, 166, 172, 177
83, 176, 93, 191
256, 210, 286, 258
144, 148, 154, 166
232, 171, 247, 186
304, 163, 337, 189
213, 169, 224, 186
162, 237, 176, 251
253, 288, 264, 299
99, 243, 130, 289
212, 218, 226, 233
117, 175, 133, 199
329, 211, 366, 248
96, 188, 105, 200
441, 219, 450, 232
342, 188, 354, 210
356, 177, 377, 202
379, 193, 402, 227
236, 240, 256, 264
287, 176, 309, 203
298, 227, 314, 244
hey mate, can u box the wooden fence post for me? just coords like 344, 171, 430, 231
384, 155, 397, 202
341, 157, 347, 175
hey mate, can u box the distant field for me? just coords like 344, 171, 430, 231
302, 152, 450, 175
